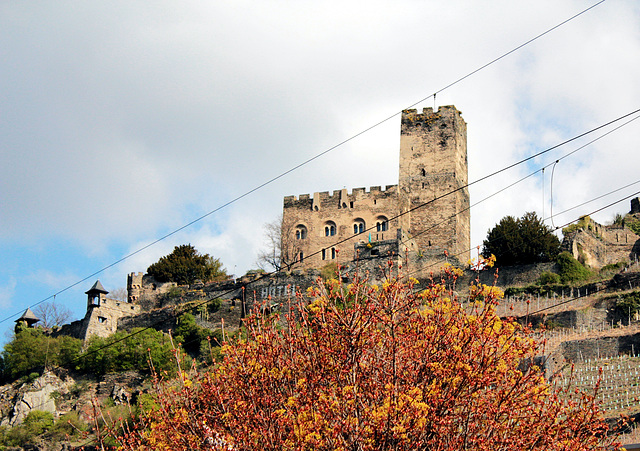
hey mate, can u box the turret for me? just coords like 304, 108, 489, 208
86, 280, 108, 309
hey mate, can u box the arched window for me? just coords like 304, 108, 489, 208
331, 247, 336, 259
324, 221, 336, 237
376, 216, 389, 232
322, 249, 326, 260
353, 219, 365, 235
295, 225, 307, 240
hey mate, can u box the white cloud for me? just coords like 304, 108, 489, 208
0, 279, 16, 310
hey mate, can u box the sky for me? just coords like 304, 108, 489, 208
1, 0, 640, 336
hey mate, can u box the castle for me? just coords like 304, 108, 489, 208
282, 106, 470, 273
42, 105, 640, 345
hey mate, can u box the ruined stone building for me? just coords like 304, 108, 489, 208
562, 200, 640, 268
282, 105, 470, 273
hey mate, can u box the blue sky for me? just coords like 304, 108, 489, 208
2, 0, 640, 339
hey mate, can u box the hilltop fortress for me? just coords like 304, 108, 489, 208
43, 105, 640, 343
282, 105, 470, 271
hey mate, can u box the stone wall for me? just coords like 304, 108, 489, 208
560, 333, 640, 362
282, 186, 399, 271
79, 297, 141, 340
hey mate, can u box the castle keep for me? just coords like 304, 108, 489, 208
282, 105, 470, 272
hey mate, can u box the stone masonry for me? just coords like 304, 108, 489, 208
282, 106, 470, 274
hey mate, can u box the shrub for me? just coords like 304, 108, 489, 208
147, 244, 227, 285
538, 271, 560, 285
48, 411, 88, 441
78, 328, 184, 376
556, 251, 592, 283
117, 270, 618, 450
320, 262, 338, 281
23, 410, 55, 436
616, 291, 640, 316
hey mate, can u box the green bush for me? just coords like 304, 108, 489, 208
147, 244, 227, 285
537, 271, 560, 285
48, 411, 88, 441
2, 329, 82, 382
616, 291, 640, 316
320, 262, 338, 281
78, 328, 184, 376
556, 252, 592, 283
174, 313, 214, 361
23, 410, 54, 436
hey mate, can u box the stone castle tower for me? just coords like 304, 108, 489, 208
282, 105, 470, 273
398, 106, 470, 263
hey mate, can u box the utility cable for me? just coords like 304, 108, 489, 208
3, 0, 609, 326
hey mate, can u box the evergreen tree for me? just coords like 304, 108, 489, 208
147, 244, 227, 285
483, 212, 561, 266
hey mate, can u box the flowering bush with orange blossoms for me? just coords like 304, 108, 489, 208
117, 266, 621, 451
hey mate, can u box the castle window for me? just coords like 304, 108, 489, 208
98, 316, 107, 324
322, 249, 326, 260
376, 216, 389, 232
299, 251, 304, 262
350, 201, 354, 208
324, 221, 336, 237
331, 247, 336, 259
342, 202, 347, 209
421, 168, 426, 176
295, 225, 308, 240
353, 219, 365, 235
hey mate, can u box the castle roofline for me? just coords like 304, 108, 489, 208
86, 280, 109, 295
16, 308, 39, 324
284, 184, 398, 202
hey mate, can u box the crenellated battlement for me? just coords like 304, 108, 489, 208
284, 185, 398, 208
401, 105, 461, 127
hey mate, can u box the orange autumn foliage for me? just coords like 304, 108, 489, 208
118, 267, 620, 450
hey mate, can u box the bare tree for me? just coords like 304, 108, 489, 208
110, 287, 128, 301
257, 214, 302, 272
33, 301, 73, 328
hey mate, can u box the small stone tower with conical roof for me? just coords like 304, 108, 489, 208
14, 308, 40, 333
86, 280, 109, 309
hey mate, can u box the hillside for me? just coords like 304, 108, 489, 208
3, 262, 640, 448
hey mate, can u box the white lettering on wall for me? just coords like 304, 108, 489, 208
260, 285, 299, 300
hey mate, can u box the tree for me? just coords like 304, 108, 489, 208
33, 301, 73, 328
257, 214, 302, 272
483, 212, 561, 266
110, 287, 128, 302
2, 329, 82, 380
117, 268, 619, 450
147, 244, 228, 285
